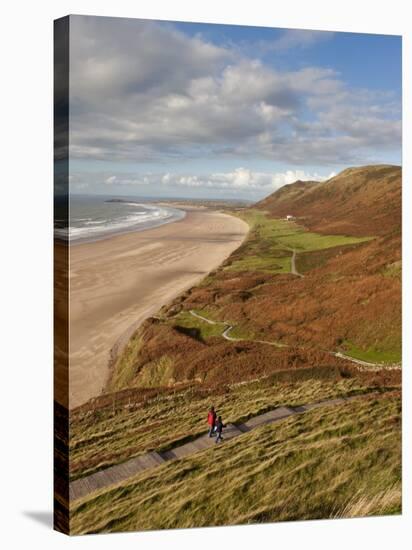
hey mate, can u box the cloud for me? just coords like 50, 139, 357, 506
67, 16, 400, 167
72, 168, 335, 199
265, 29, 335, 52
188, 168, 332, 190
104, 174, 151, 185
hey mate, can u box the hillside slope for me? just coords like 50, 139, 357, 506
102, 165, 401, 393
69, 164, 402, 532
71, 390, 401, 533
256, 164, 401, 236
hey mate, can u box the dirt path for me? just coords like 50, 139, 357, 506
290, 249, 304, 277
332, 351, 400, 370
190, 310, 284, 346
69, 391, 381, 502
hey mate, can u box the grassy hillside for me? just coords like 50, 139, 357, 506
106, 166, 401, 393
70, 367, 399, 481
69, 164, 402, 532
71, 391, 401, 534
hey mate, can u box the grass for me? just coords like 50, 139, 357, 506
109, 309, 227, 392
334, 484, 401, 518
342, 342, 401, 365
70, 393, 401, 533
69, 374, 397, 481
382, 260, 401, 279
168, 309, 261, 344
226, 323, 258, 340
108, 332, 142, 392
69, 202, 400, 534
295, 244, 359, 274
226, 254, 291, 274
172, 310, 260, 342
168, 310, 224, 340
133, 356, 175, 387
225, 210, 371, 274
106, 210, 379, 394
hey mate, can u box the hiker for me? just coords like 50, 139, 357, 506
215, 415, 226, 444
207, 406, 217, 437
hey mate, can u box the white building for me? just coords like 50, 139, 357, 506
286, 215, 295, 221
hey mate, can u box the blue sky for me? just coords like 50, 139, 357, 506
65, 16, 402, 200
173, 22, 401, 94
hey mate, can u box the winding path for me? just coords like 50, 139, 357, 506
190, 310, 285, 347
331, 351, 400, 370
189, 248, 303, 346
192, 250, 400, 371
188, 311, 400, 371
187, 247, 399, 371
69, 391, 381, 502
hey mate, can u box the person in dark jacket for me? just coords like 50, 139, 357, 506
215, 416, 226, 443
207, 406, 217, 437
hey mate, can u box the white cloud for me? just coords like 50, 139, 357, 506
104, 175, 150, 185
100, 168, 334, 193
180, 168, 334, 190
65, 16, 400, 167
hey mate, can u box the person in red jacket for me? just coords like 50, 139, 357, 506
207, 406, 217, 437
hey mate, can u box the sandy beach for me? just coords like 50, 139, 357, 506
67, 209, 249, 409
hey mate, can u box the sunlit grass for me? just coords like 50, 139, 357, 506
342, 342, 401, 364
70, 394, 401, 533
69, 375, 397, 481
167, 310, 224, 340
108, 332, 142, 392
226, 210, 371, 274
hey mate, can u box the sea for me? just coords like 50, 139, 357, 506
54, 195, 186, 243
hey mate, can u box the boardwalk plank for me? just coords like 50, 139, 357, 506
243, 407, 295, 430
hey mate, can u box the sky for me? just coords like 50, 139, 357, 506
63, 15, 402, 200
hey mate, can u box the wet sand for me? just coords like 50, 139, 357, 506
67, 209, 249, 409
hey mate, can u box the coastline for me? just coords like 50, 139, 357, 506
56, 201, 186, 245
66, 208, 249, 409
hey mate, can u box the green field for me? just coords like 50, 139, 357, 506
225, 211, 371, 273
71, 392, 401, 534
342, 342, 402, 365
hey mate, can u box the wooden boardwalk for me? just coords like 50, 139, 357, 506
69, 393, 373, 502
